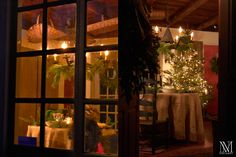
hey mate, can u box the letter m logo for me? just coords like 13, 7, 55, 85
219, 141, 233, 155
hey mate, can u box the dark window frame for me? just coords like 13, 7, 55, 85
9, 0, 118, 156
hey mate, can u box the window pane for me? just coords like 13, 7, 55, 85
45, 103, 74, 149
47, 4, 76, 50
17, 10, 43, 52
86, 51, 118, 99
84, 105, 118, 155
18, 0, 43, 7
108, 105, 115, 112
46, 53, 75, 98
16, 56, 42, 98
87, 0, 118, 46
14, 103, 41, 147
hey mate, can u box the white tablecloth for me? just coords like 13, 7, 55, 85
157, 93, 204, 143
27, 126, 72, 149
141, 93, 204, 143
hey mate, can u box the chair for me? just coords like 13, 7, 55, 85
139, 78, 170, 154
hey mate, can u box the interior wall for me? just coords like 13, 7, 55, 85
204, 45, 218, 116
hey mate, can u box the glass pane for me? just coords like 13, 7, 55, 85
108, 105, 115, 112
47, 4, 76, 50
86, 51, 118, 99
45, 103, 74, 149
87, 0, 118, 46
18, 0, 43, 7
17, 10, 43, 52
46, 53, 75, 98
84, 105, 118, 155
14, 103, 41, 147
16, 56, 42, 98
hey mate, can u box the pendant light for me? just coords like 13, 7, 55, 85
161, 0, 174, 43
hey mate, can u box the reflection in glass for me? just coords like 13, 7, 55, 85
46, 53, 75, 98
47, 4, 76, 49
86, 51, 118, 99
17, 9, 43, 52
16, 56, 42, 98
45, 104, 74, 149
18, 0, 43, 7
87, 0, 118, 46
84, 105, 118, 155
14, 103, 41, 146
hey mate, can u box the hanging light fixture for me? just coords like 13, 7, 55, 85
161, 0, 174, 43
162, 27, 173, 43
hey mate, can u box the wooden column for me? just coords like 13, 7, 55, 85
214, 0, 236, 156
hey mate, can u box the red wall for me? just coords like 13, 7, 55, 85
204, 45, 218, 116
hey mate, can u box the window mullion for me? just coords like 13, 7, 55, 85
39, 0, 47, 148
74, 0, 86, 155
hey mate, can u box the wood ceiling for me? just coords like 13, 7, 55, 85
20, 0, 219, 38
147, 0, 219, 32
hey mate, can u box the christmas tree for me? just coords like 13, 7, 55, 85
158, 29, 212, 107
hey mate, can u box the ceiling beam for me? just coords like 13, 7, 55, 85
149, 10, 166, 20
169, 0, 209, 25
196, 15, 218, 30
87, 17, 118, 36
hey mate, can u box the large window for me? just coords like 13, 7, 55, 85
13, 0, 118, 156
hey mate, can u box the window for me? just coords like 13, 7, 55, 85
13, 0, 118, 156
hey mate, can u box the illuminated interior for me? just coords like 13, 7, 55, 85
14, 0, 118, 155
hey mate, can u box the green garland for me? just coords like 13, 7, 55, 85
47, 55, 118, 91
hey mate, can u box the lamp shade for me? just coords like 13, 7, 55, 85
161, 26, 174, 43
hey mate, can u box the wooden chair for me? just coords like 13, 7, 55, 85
139, 82, 170, 154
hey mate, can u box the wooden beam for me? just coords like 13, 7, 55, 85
87, 17, 118, 36
149, 10, 166, 20
148, 19, 167, 27
170, 0, 209, 25
196, 16, 218, 30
